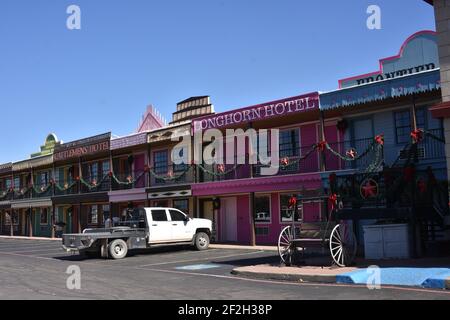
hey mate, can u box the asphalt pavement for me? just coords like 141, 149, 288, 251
0, 238, 449, 300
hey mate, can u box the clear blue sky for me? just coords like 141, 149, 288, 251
0, 0, 435, 163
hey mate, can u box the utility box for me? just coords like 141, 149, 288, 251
363, 224, 410, 259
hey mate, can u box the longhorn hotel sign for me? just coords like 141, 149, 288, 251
193, 93, 319, 132
54, 133, 110, 161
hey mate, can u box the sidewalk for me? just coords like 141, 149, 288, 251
232, 257, 450, 290
0, 235, 61, 241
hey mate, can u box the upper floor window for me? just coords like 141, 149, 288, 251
279, 129, 300, 157
154, 150, 168, 174
101, 161, 110, 178
394, 109, 426, 144
87, 163, 98, 180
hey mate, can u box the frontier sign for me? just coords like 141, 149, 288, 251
193, 93, 319, 132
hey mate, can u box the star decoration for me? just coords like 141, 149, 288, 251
346, 148, 357, 159
360, 179, 378, 199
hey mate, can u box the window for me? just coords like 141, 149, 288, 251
88, 163, 98, 181
153, 200, 169, 207
151, 210, 168, 221
280, 194, 302, 222
13, 177, 20, 189
40, 208, 48, 225
279, 129, 300, 158
12, 211, 19, 225
173, 147, 188, 172
102, 205, 110, 223
88, 205, 98, 225
169, 210, 186, 221
394, 109, 426, 144
154, 150, 168, 174
279, 129, 300, 172
254, 195, 271, 223
102, 161, 110, 178
173, 199, 189, 215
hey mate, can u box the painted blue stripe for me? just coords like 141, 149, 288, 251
336, 267, 450, 289
175, 264, 222, 270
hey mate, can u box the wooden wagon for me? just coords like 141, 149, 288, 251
277, 195, 357, 267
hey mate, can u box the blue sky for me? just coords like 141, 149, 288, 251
0, 0, 435, 163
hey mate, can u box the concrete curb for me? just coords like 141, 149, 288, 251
0, 236, 61, 241
231, 268, 338, 283
210, 244, 278, 251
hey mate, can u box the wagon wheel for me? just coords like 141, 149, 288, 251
329, 223, 357, 267
278, 226, 294, 266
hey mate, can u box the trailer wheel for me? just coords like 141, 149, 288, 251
108, 239, 128, 259
194, 232, 210, 251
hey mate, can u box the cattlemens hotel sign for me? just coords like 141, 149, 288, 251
54, 133, 110, 161
193, 93, 319, 132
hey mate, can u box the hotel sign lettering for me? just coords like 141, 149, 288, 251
54, 141, 110, 161
193, 93, 319, 132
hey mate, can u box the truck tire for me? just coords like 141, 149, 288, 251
108, 239, 128, 259
194, 232, 210, 251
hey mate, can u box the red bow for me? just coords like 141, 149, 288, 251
375, 134, 384, 145
317, 141, 327, 152
411, 129, 423, 143
144, 165, 150, 172
329, 193, 338, 210
108, 171, 113, 177
417, 180, 426, 193
217, 164, 225, 173
288, 196, 297, 209
280, 157, 289, 166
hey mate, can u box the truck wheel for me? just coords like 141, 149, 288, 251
108, 239, 128, 259
194, 232, 210, 251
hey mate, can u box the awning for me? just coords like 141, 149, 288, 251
192, 173, 322, 196
52, 192, 109, 205
0, 201, 11, 210
320, 69, 440, 110
11, 199, 52, 209
108, 188, 147, 203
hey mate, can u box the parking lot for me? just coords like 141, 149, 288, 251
0, 238, 449, 300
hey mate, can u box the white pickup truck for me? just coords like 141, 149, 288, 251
62, 207, 212, 259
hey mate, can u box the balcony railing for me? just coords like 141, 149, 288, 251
150, 164, 195, 187
111, 171, 148, 191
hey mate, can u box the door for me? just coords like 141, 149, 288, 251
148, 209, 172, 242
220, 198, 237, 242
169, 209, 193, 241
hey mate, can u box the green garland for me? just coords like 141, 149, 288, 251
149, 165, 191, 181
197, 163, 240, 176
54, 180, 78, 192
111, 171, 147, 186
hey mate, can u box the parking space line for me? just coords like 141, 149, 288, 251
137, 250, 265, 267
4, 248, 65, 254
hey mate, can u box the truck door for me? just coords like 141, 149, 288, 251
169, 209, 193, 241
148, 209, 172, 242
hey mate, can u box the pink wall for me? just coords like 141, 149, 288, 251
300, 124, 319, 172
237, 195, 251, 244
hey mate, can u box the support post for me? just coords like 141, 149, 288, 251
319, 110, 326, 172
249, 192, 256, 246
